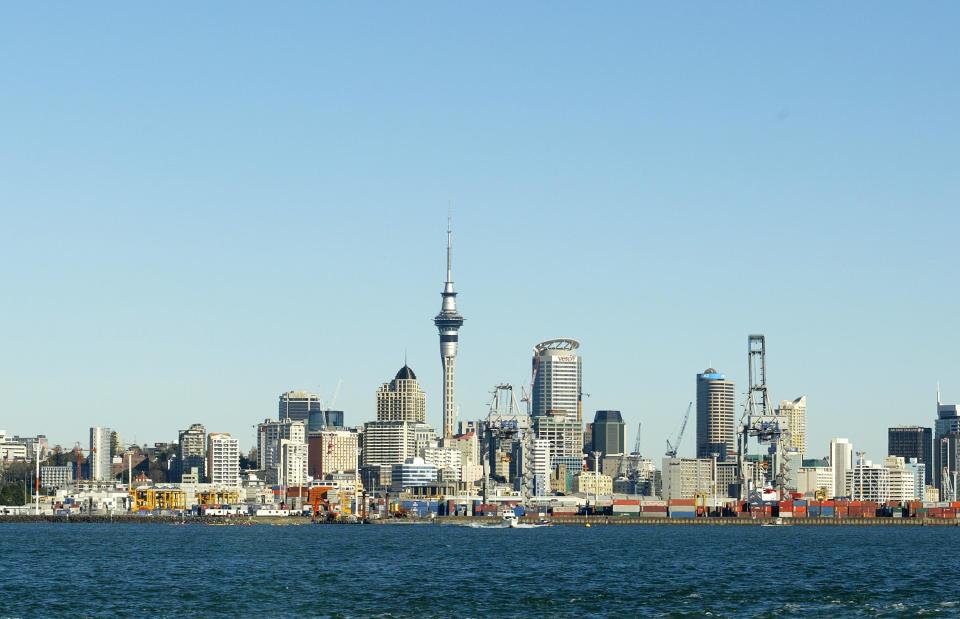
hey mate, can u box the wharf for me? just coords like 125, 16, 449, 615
431, 515, 960, 527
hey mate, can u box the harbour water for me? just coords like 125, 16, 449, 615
2, 523, 958, 617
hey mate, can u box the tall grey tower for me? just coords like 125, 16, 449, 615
434, 219, 464, 438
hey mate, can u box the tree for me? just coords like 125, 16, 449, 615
0, 482, 28, 506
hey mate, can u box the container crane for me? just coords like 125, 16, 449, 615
665, 402, 693, 458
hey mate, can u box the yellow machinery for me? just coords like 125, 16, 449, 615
197, 490, 240, 506
131, 488, 186, 512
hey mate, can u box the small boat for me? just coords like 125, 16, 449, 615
760, 517, 788, 527
501, 514, 551, 529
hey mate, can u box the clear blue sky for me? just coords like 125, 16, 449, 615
1, 3, 957, 461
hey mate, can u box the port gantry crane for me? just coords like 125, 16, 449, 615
736, 334, 791, 501
665, 402, 693, 458
482, 384, 534, 505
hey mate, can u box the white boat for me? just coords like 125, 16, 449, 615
501, 514, 551, 529
760, 517, 788, 527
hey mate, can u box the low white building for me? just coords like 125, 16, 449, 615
886, 456, 924, 502
0, 431, 28, 462
390, 457, 437, 491
423, 447, 463, 481
846, 459, 890, 502
279, 439, 308, 487
41, 465, 74, 491
574, 472, 613, 497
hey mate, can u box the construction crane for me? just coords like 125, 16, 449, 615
665, 403, 693, 458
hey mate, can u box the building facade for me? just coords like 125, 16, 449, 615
308, 429, 359, 478
534, 415, 584, 465
41, 465, 73, 491
278, 390, 324, 423
257, 419, 306, 472
591, 410, 625, 460
206, 433, 240, 488
376, 366, 427, 424
829, 438, 854, 499
531, 339, 582, 421
888, 425, 932, 486
89, 427, 113, 481
935, 390, 960, 489
177, 423, 206, 482
278, 439, 309, 487
696, 369, 736, 460
362, 421, 416, 466
390, 457, 438, 491
779, 396, 807, 457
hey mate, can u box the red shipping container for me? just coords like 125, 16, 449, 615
669, 499, 696, 506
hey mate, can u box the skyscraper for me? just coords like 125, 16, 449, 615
434, 219, 464, 438
531, 339, 582, 421
177, 423, 206, 482
278, 391, 323, 423
376, 365, 427, 423
829, 437, 854, 498
89, 426, 113, 481
695, 368, 736, 460
935, 386, 960, 489
592, 410, 625, 459
779, 396, 807, 458
888, 425, 932, 485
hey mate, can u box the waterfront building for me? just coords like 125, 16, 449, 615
591, 410, 625, 460
779, 396, 807, 457
412, 422, 438, 458
696, 368, 736, 460
376, 365, 427, 424
390, 457, 438, 491
177, 423, 206, 482
532, 439, 551, 496
531, 339, 582, 421
574, 471, 613, 496
278, 439, 308, 488
278, 390, 323, 423
308, 429, 359, 477
935, 388, 960, 489
40, 465, 73, 491
442, 431, 479, 467
362, 421, 416, 466
89, 427, 113, 481
888, 426, 932, 486
661, 457, 713, 501
433, 220, 465, 438
206, 433, 240, 488
258, 419, 306, 468
846, 457, 890, 502
829, 438, 854, 498
796, 460, 835, 498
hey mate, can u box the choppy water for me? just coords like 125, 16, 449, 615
2, 522, 959, 617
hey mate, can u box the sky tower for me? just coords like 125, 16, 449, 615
434, 218, 464, 438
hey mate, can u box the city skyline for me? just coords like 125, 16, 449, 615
1, 4, 958, 462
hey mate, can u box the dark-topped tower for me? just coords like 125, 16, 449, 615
434, 219, 464, 438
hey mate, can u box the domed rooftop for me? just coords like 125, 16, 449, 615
395, 365, 417, 381
703, 368, 718, 374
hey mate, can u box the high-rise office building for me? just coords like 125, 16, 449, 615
89, 426, 113, 481
591, 411, 625, 459
531, 339, 582, 421
433, 219, 465, 439
376, 366, 426, 423
779, 396, 807, 457
938, 432, 960, 501
829, 438, 854, 499
278, 391, 323, 423
935, 386, 960, 489
177, 423, 206, 482
888, 426, 933, 486
307, 409, 345, 433
696, 368, 736, 460
207, 433, 240, 488
534, 414, 584, 469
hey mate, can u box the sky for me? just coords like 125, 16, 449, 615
1, 3, 958, 461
